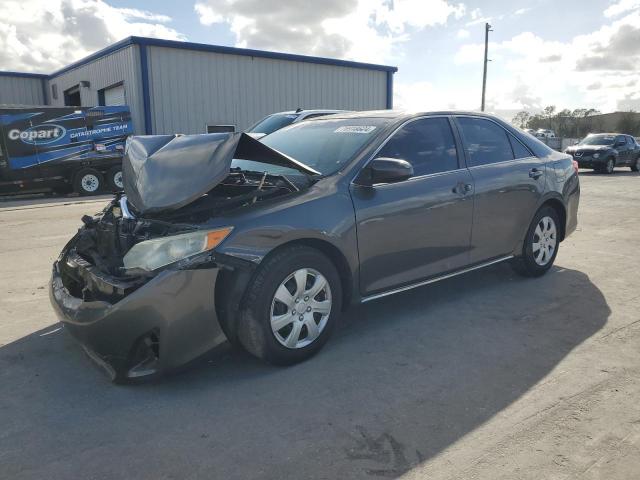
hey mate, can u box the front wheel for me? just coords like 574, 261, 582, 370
604, 157, 615, 174
512, 206, 560, 277
237, 245, 342, 365
631, 157, 640, 172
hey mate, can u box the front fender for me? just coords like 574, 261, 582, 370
216, 183, 358, 270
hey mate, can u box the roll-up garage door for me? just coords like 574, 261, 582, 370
104, 84, 126, 105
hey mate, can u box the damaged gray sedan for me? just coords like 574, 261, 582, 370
50, 111, 579, 382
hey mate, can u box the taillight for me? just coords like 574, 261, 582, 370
572, 160, 579, 174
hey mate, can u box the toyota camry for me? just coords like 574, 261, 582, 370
50, 111, 580, 382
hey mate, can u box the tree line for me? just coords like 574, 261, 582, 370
511, 106, 640, 138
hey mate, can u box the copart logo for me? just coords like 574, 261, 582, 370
7, 124, 66, 145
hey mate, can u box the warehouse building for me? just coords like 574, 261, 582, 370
0, 36, 397, 135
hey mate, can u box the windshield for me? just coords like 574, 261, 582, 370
579, 135, 616, 146
257, 118, 387, 175
232, 118, 387, 176
247, 114, 299, 135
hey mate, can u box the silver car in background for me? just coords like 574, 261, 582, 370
246, 109, 348, 139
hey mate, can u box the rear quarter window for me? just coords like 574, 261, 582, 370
503, 124, 550, 158
508, 134, 533, 159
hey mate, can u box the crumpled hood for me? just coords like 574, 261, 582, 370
123, 132, 318, 214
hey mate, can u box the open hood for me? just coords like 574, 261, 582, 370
123, 132, 319, 214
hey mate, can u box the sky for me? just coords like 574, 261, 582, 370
1, 0, 639, 120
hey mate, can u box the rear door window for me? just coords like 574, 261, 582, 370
456, 117, 515, 167
377, 117, 459, 177
508, 134, 533, 159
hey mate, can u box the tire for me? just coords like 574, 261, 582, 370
512, 206, 560, 277
604, 157, 615, 174
631, 157, 640, 172
106, 166, 124, 191
237, 245, 342, 365
73, 168, 104, 195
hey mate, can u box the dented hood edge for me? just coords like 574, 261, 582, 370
123, 132, 319, 215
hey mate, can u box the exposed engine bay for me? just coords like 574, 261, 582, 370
71, 169, 301, 278
57, 131, 315, 305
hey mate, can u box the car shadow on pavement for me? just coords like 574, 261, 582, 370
0, 263, 609, 480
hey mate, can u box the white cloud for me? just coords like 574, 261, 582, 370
194, 0, 467, 63
394, 80, 480, 111
454, 9, 640, 112
514, 7, 531, 15
464, 8, 495, 26
604, 0, 640, 17
0, 0, 183, 72
456, 29, 470, 39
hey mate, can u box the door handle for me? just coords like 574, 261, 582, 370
529, 168, 543, 179
452, 182, 474, 195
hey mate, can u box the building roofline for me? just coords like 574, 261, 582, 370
49, 37, 135, 78
0, 71, 48, 79
32, 36, 395, 79
131, 37, 398, 73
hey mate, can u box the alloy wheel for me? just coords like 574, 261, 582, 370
532, 216, 557, 266
270, 268, 332, 349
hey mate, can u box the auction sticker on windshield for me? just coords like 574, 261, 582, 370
334, 126, 376, 134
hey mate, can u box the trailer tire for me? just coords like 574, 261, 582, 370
73, 168, 104, 195
106, 166, 124, 192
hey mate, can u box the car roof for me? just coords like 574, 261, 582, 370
273, 109, 348, 115
308, 109, 511, 122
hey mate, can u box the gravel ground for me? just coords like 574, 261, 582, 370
0, 170, 639, 480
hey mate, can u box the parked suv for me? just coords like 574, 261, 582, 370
565, 133, 640, 173
50, 111, 579, 382
246, 109, 347, 139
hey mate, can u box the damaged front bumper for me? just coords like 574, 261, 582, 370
50, 244, 229, 382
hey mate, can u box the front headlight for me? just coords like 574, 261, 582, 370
123, 227, 233, 272
593, 153, 600, 159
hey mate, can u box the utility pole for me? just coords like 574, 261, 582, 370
481, 22, 492, 112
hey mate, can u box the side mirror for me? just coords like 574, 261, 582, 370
357, 157, 414, 185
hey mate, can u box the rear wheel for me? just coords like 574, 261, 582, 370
106, 166, 124, 191
237, 245, 342, 365
512, 206, 560, 277
631, 157, 640, 172
73, 168, 103, 195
